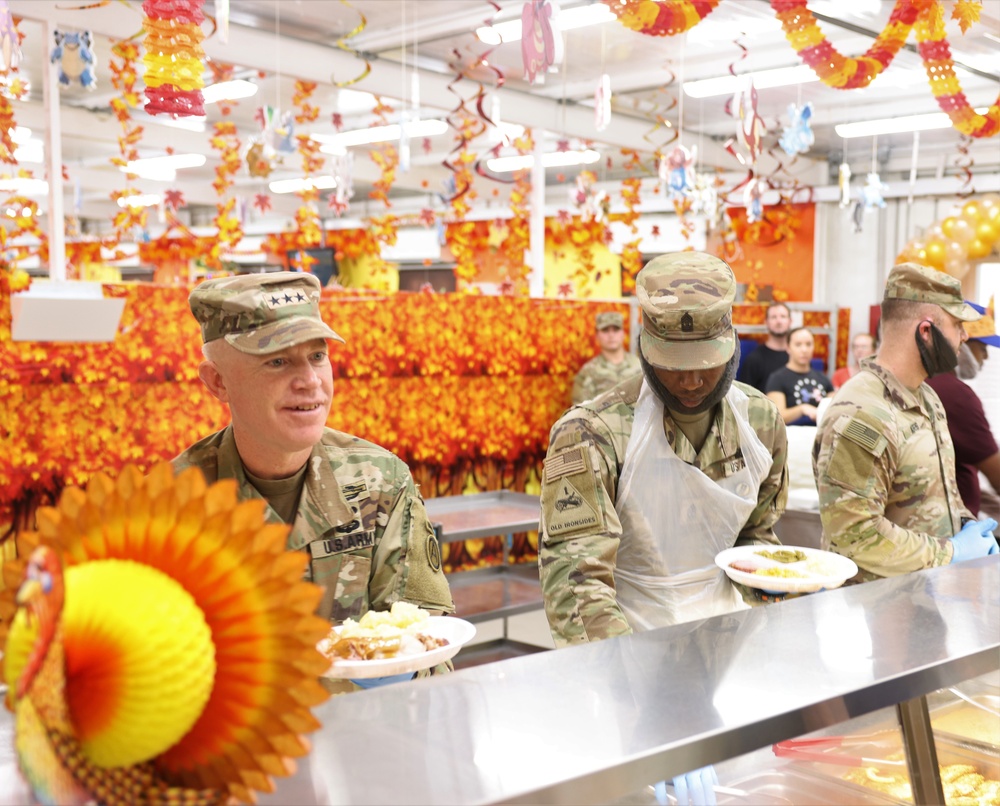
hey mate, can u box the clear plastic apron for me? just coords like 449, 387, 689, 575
613, 381, 772, 632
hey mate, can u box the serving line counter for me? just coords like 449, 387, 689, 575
0, 559, 995, 803
246, 556, 995, 805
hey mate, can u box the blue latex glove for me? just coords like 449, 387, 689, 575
653, 766, 718, 806
950, 518, 999, 564
350, 672, 415, 689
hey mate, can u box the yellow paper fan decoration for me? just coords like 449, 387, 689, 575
1, 462, 332, 803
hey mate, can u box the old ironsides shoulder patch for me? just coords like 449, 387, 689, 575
543, 445, 604, 537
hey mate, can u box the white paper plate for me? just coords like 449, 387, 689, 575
321, 616, 477, 679
715, 545, 858, 594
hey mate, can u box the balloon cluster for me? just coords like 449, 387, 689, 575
897, 195, 1000, 279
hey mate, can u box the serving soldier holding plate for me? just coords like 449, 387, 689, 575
539, 252, 789, 646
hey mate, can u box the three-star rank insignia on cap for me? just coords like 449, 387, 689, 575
265, 290, 307, 309
681, 312, 694, 332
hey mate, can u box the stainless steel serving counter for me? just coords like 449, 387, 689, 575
256, 556, 996, 805
2, 559, 996, 805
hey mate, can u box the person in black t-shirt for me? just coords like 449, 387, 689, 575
765, 326, 833, 425
738, 302, 791, 391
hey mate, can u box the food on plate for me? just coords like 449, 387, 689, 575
729, 560, 763, 574
318, 602, 449, 662
843, 763, 1000, 804
755, 548, 807, 564
805, 556, 841, 577
755, 567, 806, 579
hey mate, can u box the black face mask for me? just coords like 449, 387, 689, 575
640, 339, 741, 415
914, 321, 959, 377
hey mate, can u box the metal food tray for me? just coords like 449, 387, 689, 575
789, 736, 1000, 805
716, 768, 901, 805
424, 491, 540, 543
929, 693, 1000, 752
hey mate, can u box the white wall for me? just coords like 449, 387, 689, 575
814, 197, 984, 340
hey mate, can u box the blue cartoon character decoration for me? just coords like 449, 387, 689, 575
779, 102, 814, 157
50, 29, 96, 89
862, 172, 887, 210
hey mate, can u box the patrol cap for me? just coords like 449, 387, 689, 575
883, 262, 980, 322
965, 300, 1000, 347
636, 252, 737, 371
596, 311, 624, 330
189, 271, 344, 355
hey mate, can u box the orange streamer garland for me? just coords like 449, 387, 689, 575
771, 0, 930, 89
915, 3, 999, 138
603, 0, 720, 36
142, 0, 205, 117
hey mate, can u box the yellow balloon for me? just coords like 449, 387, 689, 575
975, 220, 999, 245
945, 241, 967, 261
966, 238, 992, 259
961, 201, 984, 224
924, 238, 947, 269
944, 217, 975, 247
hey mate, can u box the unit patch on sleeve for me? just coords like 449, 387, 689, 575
542, 444, 605, 537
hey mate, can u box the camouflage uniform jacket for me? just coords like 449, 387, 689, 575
571, 352, 642, 405
539, 374, 788, 646
173, 425, 455, 623
812, 359, 970, 582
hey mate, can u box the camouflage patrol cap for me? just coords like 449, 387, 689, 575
189, 272, 344, 355
883, 262, 980, 322
636, 252, 736, 370
595, 311, 624, 330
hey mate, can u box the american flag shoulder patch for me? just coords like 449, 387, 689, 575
544, 446, 588, 482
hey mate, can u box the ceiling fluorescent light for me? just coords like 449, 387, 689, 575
268, 175, 338, 194
13, 140, 43, 164
836, 107, 989, 138
10, 126, 31, 144
315, 119, 449, 152
117, 193, 162, 208
123, 153, 207, 182
0, 177, 48, 195
202, 79, 258, 104
488, 149, 600, 173
476, 3, 615, 45
684, 65, 818, 98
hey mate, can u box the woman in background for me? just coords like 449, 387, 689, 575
766, 327, 834, 425
832, 332, 876, 389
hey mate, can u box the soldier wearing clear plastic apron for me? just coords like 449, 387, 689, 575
539, 252, 789, 644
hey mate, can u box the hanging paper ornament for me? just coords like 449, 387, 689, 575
595, 73, 611, 132
142, 0, 206, 117
733, 78, 765, 164
661, 144, 696, 199
271, 110, 296, 155
0, 1, 21, 72
245, 141, 273, 178
570, 169, 608, 221
50, 30, 97, 89
838, 162, 852, 208
690, 172, 721, 225
779, 102, 814, 156
744, 174, 766, 224
862, 172, 888, 210
328, 152, 354, 217
522, 0, 561, 85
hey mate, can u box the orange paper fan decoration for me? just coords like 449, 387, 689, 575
0, 463, 332, 803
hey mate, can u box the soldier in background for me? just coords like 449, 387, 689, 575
571, 311, 641, 405
813, 263, 998, 584
540, 253, 788, 646
174, 272, 454, 687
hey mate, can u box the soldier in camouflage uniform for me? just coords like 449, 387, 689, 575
173, 272, 454, 688
539, 253, 789, 647
813, 262, 998, 583
571, 311, 641, 405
